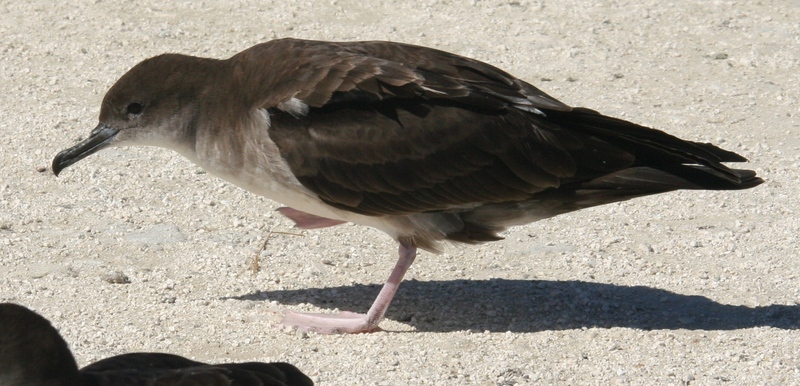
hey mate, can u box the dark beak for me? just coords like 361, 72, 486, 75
52, 123, 119, 176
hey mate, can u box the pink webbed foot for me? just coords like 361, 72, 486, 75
279, 242, 418, 334
276, 207, 346, 229
281, 311, 383, 334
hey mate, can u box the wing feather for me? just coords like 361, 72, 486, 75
234, 39, 755, 217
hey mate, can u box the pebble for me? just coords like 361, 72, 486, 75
102, 271, 131, 284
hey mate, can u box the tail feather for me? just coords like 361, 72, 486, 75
459, 165, 759, 235
443, 107, 762, 245
546, 107, 757, 186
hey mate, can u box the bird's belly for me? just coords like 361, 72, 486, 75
202, 162, 402, 238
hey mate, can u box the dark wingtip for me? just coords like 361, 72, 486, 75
733, 169, 764, 189
693, 142, 749, 163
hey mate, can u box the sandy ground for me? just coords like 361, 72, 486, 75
1, 0, 799, 384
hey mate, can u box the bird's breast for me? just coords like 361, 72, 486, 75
189, 115, 405, 236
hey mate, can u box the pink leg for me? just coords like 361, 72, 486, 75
276, 207, 346, 229
281, 242, 417, 334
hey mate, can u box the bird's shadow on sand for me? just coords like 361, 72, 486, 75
230, 279, 799, 332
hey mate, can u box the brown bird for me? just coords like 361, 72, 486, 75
0, 303, 313, 386
52, 38, 762, 334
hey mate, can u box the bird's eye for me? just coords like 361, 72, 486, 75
126, 102, 144, 116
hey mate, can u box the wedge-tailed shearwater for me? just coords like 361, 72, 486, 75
0, 303, 313, 385
53, 38, 763, 334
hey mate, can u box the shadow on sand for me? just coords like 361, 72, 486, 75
229, 279, 799, 332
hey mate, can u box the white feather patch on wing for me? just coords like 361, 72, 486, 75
259, 108, 271, 127
420, 85, 447, 95
277, 97, 310, 118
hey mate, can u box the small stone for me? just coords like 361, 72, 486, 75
296, 330, 309, 339
102, 271, 130, 284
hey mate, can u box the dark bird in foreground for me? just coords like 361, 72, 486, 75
52, 38, 763, 334
0, 303, 313, 386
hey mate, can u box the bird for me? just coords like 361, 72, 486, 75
52, 38, 763, 334
0, 303, 314, 386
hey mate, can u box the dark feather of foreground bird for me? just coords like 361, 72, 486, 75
52, 38, 763, 334
0, 303, 313, 386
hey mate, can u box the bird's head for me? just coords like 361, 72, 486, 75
52, 54, 222, 176
0, 303, 80, 386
